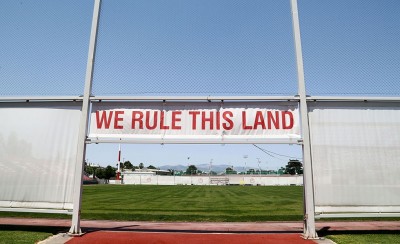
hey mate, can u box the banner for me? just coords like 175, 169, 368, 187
0, 102, 81, 211
309, 102, 400, 213
89, 102, 300, 143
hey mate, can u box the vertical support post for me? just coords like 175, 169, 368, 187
69, 0, 101, 235
290, 0, 318, 239
116, 144, 121, 180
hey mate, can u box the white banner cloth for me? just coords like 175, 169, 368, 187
309, 102, 400, 213
0, 102, 81, 211
89, 102, 300, 143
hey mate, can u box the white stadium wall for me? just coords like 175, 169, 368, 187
122, 174, 303, 186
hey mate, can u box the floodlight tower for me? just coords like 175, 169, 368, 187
208, 159, 213, 185
257, 158, 262, 178
243, 155, 248, 175
116, 144, 121, 180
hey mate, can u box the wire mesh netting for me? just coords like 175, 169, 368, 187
299, 0, 400, 96
0, 0, 92, 96
92, 0, 297, 96
1, 1, 399, 97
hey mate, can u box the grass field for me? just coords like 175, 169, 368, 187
0, 185, 303, 243
0, 226, 65, 244
1, 185, 399, 243
326, 232, 400, 244
80, 185, 304, 222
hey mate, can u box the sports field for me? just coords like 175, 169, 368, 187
1, 185, 400, 243
81, 185, 304, 222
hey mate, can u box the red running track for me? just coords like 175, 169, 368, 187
67, 231, 316, 244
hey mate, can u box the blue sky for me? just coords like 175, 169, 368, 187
0, 0, 91, 96
92, 0, 297, 96
86, 143, 302, 171
1, 0, 399, 168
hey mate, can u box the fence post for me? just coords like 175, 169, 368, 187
290, 0, 318, 239
69, 0, 101, 235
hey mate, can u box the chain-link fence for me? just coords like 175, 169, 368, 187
299, 0, 400, 96
0, 0, 92, 96
91, 0, 297, 96
1, 0, 399, 97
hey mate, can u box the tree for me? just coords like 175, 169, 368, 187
284, 159, 303, 175
148, 165, 157, 169
139, 162, 144, 169
104, 165, 116, 179
186, 165, 197, 175
95, 168, 106, 179
84, 165, 94, 175
174, 170, 184, 176
123, 161, 133, 169
118, 162, 124, 170
225, 167, 237, 175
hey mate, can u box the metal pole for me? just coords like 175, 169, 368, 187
208, 159, 212, 185
290, 0, 317, 239
69, 0, 101, 235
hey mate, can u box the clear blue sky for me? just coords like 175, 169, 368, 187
86, 143, 302, 170
1, 0, 399, 168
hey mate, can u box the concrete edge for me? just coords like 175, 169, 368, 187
38, 233, 72, 244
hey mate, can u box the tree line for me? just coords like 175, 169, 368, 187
84, 159, 303, 179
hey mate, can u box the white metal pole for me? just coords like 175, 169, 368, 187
290, 0, 318, 239
69, 0, 101, 235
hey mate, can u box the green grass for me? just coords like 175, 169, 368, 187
0, 212, 69, 219
0, 226, 65, 244
325, 231, 400, 244
80, 185, 304, 222
1, 185, 399, 243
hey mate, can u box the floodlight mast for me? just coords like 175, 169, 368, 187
290, 0, 317, 239
69, 0, 101, 235
243, 155, 248, 175
116, 144, 121, 180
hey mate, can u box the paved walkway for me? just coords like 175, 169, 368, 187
1, 218, 399, 243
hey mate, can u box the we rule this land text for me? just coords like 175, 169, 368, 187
95, 110, 295, 131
